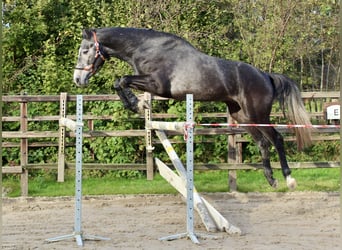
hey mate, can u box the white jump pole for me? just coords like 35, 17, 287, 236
46, 95, 109, 246
185, 94, 198, 243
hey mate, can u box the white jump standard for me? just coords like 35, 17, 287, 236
45, 95, 110, 246
147, 94, 241, 244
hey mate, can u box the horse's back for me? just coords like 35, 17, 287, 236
167, 55, 273, 102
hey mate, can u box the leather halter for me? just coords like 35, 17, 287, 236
75, 31, 107, 73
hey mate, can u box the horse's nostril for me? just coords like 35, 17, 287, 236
75, 77, 80, 85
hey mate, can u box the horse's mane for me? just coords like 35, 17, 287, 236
99, 27, 196, 49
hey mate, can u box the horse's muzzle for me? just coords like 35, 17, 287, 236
73, 69, 90, 87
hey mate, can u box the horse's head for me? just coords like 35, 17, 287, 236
73, 29, 108, 87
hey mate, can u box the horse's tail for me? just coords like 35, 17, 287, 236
267, 73, 312, 150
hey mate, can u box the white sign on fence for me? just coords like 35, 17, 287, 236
326, 105, 340, 120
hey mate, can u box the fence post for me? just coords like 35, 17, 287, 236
227, 108, 237, 192
145, 92, 154, 180
58, 92, 67, 182
20, 98, 28, 196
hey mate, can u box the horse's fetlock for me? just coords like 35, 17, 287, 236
282, 168, 291, 178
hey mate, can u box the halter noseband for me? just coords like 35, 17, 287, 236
75, 31, 107, 73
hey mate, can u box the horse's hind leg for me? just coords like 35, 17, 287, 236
244, 127, 278, 188
228, 102, 278, 188
227, 98, 296, 189
257, 127, 297, 189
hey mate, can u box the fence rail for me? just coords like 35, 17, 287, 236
2, 92, 340, 196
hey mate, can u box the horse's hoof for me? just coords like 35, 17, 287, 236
137, 98, 150, 113
286, 175, 297, 190
271, 179, 278, 188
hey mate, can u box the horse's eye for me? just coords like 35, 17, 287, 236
82, 50, 89, 54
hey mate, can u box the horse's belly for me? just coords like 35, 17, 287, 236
167, 56, 234, 101
170, 83, 228, 101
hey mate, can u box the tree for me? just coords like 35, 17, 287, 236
229, 0, 339, 89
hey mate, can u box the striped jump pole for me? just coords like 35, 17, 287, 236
199, 123, 340, 129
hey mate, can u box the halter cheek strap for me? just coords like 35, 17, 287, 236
75, 31, 107, 73
93, 32, 107, 61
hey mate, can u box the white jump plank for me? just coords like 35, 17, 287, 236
156, 158, 217, 232
200, 197, 241, 235
155, 130, 187, 177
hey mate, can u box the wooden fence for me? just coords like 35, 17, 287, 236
2, 92, 340, 196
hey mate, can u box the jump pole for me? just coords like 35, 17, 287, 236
46, 95, 109, 246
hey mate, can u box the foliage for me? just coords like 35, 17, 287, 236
1, 0, 340, 176
243, 137, 340, 163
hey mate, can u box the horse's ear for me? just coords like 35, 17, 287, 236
82, 29, 94, 40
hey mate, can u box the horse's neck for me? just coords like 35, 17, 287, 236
99, 28, 141, 61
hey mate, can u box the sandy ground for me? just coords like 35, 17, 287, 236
2, 192, 340, 250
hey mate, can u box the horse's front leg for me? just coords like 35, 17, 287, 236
114, 76, 152, 113
113, 79, 141, 113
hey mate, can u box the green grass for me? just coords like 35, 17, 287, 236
2, 168, 340, 197
236, 168, 340, 192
